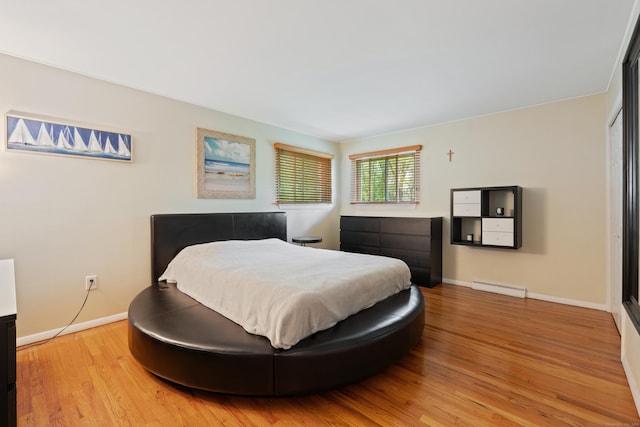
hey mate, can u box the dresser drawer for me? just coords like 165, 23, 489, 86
482, 218, 514, 232
453, 203, 481, 217
453, 190, 481, 204
8, 322, 15, 383
482, 231, 514, 247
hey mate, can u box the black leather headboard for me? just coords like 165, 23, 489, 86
150, 212, 287, 282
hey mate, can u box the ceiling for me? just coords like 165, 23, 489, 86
0, 1, 635, 142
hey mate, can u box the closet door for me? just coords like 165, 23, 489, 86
610, 108, 623, 333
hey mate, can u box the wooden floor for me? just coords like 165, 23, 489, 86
16, 284, 640, 426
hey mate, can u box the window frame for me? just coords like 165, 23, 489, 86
349, 145, 422, 205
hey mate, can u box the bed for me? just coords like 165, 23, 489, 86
128, 212, 425, 396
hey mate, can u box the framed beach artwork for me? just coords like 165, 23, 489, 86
196, 128, 256, 199
5, 111, 132, 162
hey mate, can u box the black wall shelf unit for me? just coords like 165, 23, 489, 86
450, 186, 522, 249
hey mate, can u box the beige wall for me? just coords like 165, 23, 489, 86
341, 95, 608, 306
0, 53, 340, 337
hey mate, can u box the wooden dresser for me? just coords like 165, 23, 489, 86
340, 216, 442, 287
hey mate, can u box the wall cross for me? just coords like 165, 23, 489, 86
447, 149, 454, 162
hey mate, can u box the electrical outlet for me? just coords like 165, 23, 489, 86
85, 275, 98, 291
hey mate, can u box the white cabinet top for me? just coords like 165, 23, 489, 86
0, 259, 17, 317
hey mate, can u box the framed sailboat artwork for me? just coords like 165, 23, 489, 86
4, 111, 132, 162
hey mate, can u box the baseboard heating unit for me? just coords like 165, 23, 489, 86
471, 281, 527, 298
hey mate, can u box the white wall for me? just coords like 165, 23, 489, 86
341, 95, 607, 306
0, 53, 339, 337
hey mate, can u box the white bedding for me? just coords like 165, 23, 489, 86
159, 238, 411, 349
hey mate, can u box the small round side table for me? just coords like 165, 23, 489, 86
292, 236, 322, 246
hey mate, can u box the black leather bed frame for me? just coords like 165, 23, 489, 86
128, 212, 425, 396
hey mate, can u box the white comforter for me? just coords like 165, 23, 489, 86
159, 238, 411, 349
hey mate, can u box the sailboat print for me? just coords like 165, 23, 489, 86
104, 136, 118, 155
88, 131, 102, 152
36, 123, 55, 147
73, 127, 88, 152
117, 134, 131, 157
6, 114, 131, 161
56, 126, 74, 150
7, 118, 36, 145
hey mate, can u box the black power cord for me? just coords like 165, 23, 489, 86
17, 282, 93, 352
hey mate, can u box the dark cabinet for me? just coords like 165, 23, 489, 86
1, 313, 16, 427
1, 258, 17, 427
340, 216, 443, 287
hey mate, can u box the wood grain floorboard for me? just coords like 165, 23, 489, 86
16, 284, 640, 426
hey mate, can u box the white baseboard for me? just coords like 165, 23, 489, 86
442, 278, 472, 287
441, 278, 607, 311
622, 354, 640, 418
471, 280, 526, 298
17, 312, 128, 347
526, 291, 607, 311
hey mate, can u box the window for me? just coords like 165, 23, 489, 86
350, 145, 421, 204
274, 143, 333, 204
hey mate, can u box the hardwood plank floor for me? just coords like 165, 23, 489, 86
16, 284, 640, 426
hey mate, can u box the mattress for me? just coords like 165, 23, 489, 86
159, 238, 411, 349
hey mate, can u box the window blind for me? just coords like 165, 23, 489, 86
275, 143, 333, 204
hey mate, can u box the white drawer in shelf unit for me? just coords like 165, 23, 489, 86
453, 190, 481, 204
481, 218, 514, 247
453, 190, 481, 217
482, 218, 514, 232
453, 203, 481, 217
482, 231, 514, 247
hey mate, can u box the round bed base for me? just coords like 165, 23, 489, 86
128, 282, 425, 396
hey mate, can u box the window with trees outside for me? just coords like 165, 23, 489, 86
350, 145, 421, 204
274, 143, 333, 204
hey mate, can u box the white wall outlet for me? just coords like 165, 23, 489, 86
85, 275, 98, 290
